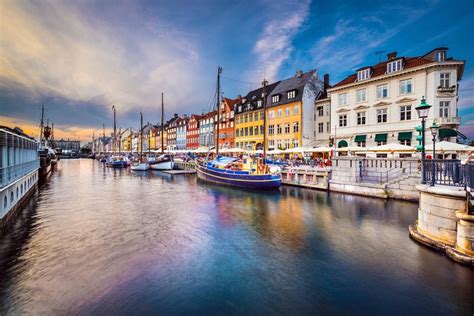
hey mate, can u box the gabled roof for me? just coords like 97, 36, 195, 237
267, 69, 316, 107
234, 81, 280, 115
199, 110, 216, 121
332, 57, 434, 88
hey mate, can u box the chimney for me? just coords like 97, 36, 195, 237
387, 52, 397, 60
295, 69, 303, 77
323, 74, 330, 89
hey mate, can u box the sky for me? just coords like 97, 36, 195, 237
0, 0, 473, 143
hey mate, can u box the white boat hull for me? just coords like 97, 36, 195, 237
130, 162, 149, 171
150, 161, 174, 170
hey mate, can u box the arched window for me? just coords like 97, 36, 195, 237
3, 196, 7, 209
21, 184, 23, 194
16, 187, 19, 198
10, 192, 14, 203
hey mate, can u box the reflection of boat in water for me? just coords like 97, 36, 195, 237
149, 154, 174, 170
195, 156, 281, 190
149, 170, 173, 181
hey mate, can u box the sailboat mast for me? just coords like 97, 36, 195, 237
40, 105, 44, 147
140, 112, 143, 161
161, 92, 164, 154
216, 66, 222, 156
51, 122, 55, 149
112, 105, 116, 155
92, 131, 95, 154
262, 79, 267, 162
102, 123, 105, 154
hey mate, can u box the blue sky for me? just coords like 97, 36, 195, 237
0, 0, 473, 141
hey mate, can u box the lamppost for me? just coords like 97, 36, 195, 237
415, 96, 432, 184
430, 121, 440, 186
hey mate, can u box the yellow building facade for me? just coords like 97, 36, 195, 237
234, 109, 264, 150
266, 101, 301, 150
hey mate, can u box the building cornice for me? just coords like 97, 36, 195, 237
373, 101, 392, 107
327, 61, 464, 93
395, 97, 417, 104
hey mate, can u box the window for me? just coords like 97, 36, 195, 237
269, 140, 275, 148
269, 125, 274, 135
244, 127, 249, 136
400, 105, 412, 121
293, 106, 299, 115
326, 122, 330, 133
317, 106, 324, 117
387, 59, 402, 73
277, 139, 282, 149
260, 111, 264, 120
4, 196, 7, 209
338, 93, 348, 106
400, 139, 411, 146
287, 90, 296, 99
249, 113, 253, 122
440, 73, 450, 88
357, 68, 371, 81
244, 114, 248, 123
249, 127, 253, 136
436, 51, 445, 62
257, 100, 262, 107
285, 139, 290, 149
272, 95, 280, 103
356, 89, 367, 103
377, 84, 388, 98
400, 79, 412, 95
277, 109, 282, 117
339, 114, 347, 127
377, 108, 387, 123
292, 139, 298, 148
254, 126, 258, 135
439, 101, 450, 118
277, 124, 282, 134
269, 111, 275, 119
357, 112, 366, 125
318, 122, 324, 133
260, 125, 264, 135
357, 141, 366, 147
293, 122, 299, 133
284, 124, 290, 134
285, 107, 290, 116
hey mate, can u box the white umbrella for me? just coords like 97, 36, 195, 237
425, 141, 474, 152
268, 149, 283, 154
308, 146, 332, 153
338, 146, 368, 152
367, 143, 415, 152
284, 147, 308, 153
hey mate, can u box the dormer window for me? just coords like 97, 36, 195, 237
257, 100, 262, 107
287, 90, 296, 99
436, 51, 445, 62
272, 95, 280, 103
357, 68, 371, 81
387, 59, 403, 73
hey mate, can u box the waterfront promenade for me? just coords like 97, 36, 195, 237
0, 159, 473, 314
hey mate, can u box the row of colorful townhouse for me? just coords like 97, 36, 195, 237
97, 47, 465, 154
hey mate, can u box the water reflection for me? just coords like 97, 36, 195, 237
0, 159, 473, 315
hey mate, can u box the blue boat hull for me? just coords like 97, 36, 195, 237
195, 162, 281, 190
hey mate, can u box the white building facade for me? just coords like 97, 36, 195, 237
328, 48, 465, 152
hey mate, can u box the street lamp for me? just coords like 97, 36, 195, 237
415, 96, 432, 184
430, 121, 440, 186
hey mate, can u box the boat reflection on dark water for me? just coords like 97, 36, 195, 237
0, 159, 473, 315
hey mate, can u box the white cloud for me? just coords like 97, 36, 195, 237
0, 0, 205, 116
247, 0, 311, 82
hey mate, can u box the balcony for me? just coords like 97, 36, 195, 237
438, 116, 461, 126
437, 85, 456, 94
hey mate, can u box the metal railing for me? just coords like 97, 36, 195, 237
0, 160, 40, 188
422, 159, 470, 187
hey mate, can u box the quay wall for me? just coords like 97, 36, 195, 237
410, 185, 474, 266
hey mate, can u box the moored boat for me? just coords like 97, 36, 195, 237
149, 154, 174, 170
130, 112, 150, 171
195, 156, 281, 189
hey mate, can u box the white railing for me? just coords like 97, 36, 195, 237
0, 160, 40, 188
438, 116, 461, 125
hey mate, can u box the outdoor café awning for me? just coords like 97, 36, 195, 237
374, 133, 388, 142
354, 135, 366, 142
367, 143, 415, 152
398, 132, 412, 140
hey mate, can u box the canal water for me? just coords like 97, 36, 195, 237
0, 159, 473, 315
